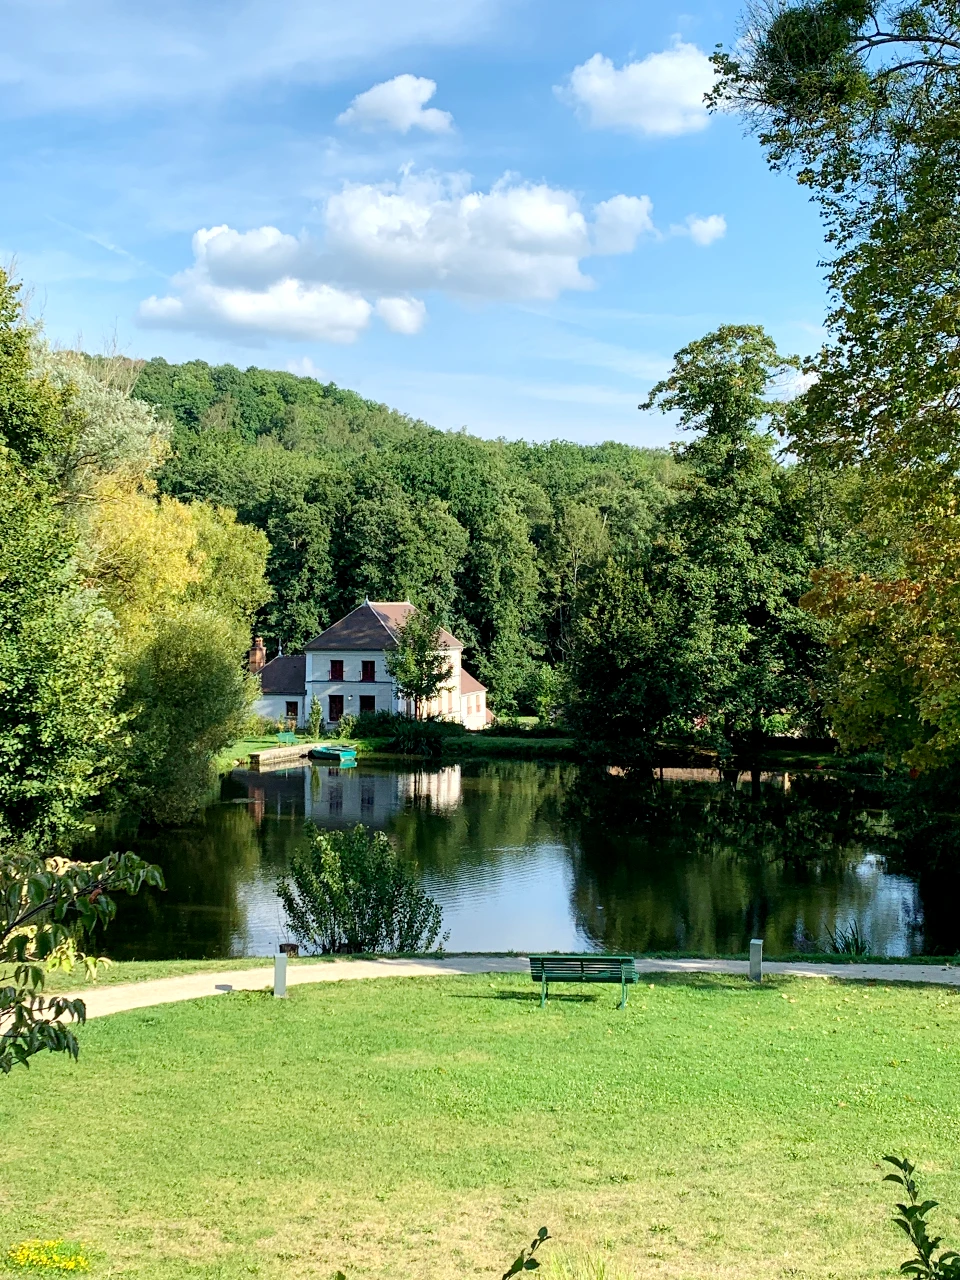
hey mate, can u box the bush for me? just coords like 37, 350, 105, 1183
388, 716, 467, 757
278, 823, 444, 953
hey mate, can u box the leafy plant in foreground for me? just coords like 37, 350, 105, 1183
884, 1155, 960, 1277
278, 823, 443, 953
0, 847, 163, 1072
502, 1227, 551, 1280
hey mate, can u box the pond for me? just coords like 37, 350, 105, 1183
91, 759, 960, 960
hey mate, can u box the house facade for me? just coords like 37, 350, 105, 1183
251, 600, 489, 730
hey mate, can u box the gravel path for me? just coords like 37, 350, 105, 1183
66, 954, 960, 1020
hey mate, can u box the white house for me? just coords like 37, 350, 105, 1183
251, 600, 489, 730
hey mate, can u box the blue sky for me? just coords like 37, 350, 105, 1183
1, 0, 829, 446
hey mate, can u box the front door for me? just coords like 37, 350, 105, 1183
328, 694, 344, 723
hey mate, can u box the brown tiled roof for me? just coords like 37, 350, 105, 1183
304, 601, 464, 651
460, 669, 487, 694
259, 654, 305, 694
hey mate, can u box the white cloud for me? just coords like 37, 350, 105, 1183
322, 171, 594, 300
561, 41, 715, 137
337, 75, 453, 133
0, 0, 498, 111
286, 356, 328, 379
375, 295, 428, 333
672, 213, 727, 246
592, 194, 655, 254
137, 169, 714, 344
138, 277, 373, 344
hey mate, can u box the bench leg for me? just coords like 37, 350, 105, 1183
541, 974, 547, 1007
620, 976, 627, 1009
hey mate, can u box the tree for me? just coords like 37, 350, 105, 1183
642, 326, 825, 757
118, 607, 255, 823
278, 823, 443, 953
713, 0, 960, 767
1, 849, 163, 1073
385, 608, 454, 718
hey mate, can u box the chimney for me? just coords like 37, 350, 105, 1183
249, 636, 266, 674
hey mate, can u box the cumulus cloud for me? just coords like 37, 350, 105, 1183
337, 74, 454, 133
672, 213, 727, 246
375, 296, 428, 333
137, 169, 716, 344
592, 194, 655, 254
139, 276, 374, 343
322, 171, 596, 299
561, 41, 715, 137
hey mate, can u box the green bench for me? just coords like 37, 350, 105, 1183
529, 954, 638, 1008
276, 731, 298, 746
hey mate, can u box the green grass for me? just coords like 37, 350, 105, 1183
2, 973, 960, 1280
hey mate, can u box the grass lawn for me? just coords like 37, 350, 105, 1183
2, 974, 960, 1280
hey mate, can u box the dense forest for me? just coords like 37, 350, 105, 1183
134, 355, 677, 713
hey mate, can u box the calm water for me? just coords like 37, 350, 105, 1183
91, 759, 960, 960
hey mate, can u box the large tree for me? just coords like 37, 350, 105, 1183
569, 326, 825, 763
714, 0, 960, 768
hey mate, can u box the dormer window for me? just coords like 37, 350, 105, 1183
329, 660, 343, 680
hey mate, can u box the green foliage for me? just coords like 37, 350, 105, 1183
278, 823, 444, 953
387, 715, 467, 757
307, 697, 325, 740
139, 357, 673, 708
714, 0, 960, 769
883, 1156, 960, 1278
118, 607, 254, 823
0, 846, 163, 1073
570, 326, 826, 761
385, 609, 454, 716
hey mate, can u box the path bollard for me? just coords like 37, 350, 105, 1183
274, 951, 287, 998
749, 938, 763, 983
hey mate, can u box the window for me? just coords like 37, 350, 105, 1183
285, 701, 298, 720
466, 696, 473, 714
447, 689, 453, 712
328, 694, 344, 722
329, 660, 343, 680
361, 660, 376, 682
359, 695, 376, 714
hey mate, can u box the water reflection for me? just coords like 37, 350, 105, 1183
91, 760, 947, 960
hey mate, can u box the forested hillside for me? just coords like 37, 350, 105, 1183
134, 357, 676, 710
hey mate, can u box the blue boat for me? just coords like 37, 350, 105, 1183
309, 745, 358, 764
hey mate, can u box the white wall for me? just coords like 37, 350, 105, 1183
254, 693, 305, 726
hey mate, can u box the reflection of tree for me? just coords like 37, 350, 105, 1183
870, 767, 960, 955
564, 770, 892, 954
85, 802, 263, 959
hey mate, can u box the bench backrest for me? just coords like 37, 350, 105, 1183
277, 732, 298, 745
529, 955, 637, 983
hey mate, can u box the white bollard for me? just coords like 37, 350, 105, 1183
274, 951, 287, 998
749, 938, 763, 983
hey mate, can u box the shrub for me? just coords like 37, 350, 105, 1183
388, 715, 467, 757
278, 823, 444, 953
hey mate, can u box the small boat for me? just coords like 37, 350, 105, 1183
309, 745, 359, 763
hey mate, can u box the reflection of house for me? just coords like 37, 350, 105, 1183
398, 766, 463, 811
251, 600, 489, 729
303, 765, 463, 825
